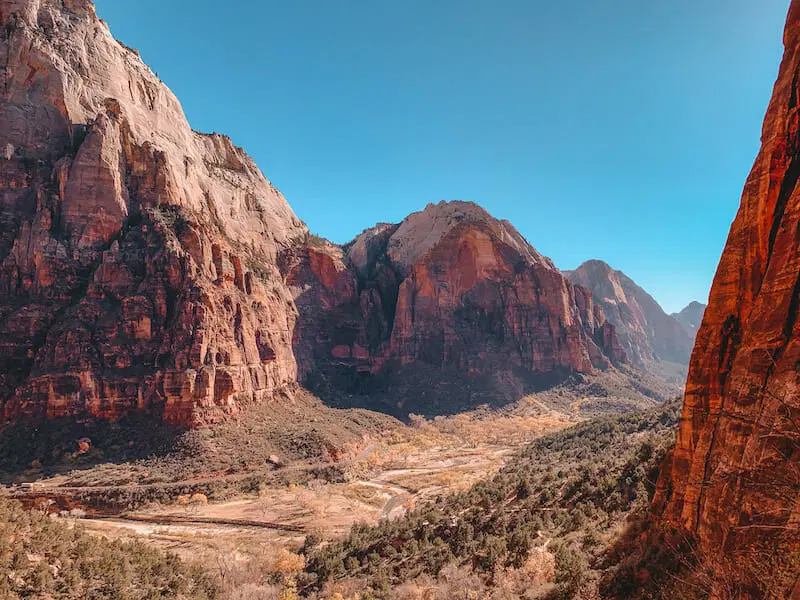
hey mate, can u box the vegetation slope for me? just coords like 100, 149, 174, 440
302, 399, 682, 598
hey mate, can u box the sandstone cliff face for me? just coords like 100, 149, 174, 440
287, 202, 626, 415
0, 0, 307, 425
0, 1, 628, 424
671, 300, 706, 343
653, 2, 800, 595
565, 260, 694, 368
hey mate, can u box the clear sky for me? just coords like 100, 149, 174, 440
94, 0, 789, 313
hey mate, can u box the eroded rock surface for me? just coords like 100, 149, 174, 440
671, 300, 706, 343
0, 0, 307, 425
287, 202, 626, 415
0, 1, 629, 425
653, 2, 800, 595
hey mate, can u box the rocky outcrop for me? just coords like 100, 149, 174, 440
0, 0, 307, 425
671, 300, 706, 343
287, 202, 626, 415
0, 0, 628, 425
652, 2, 800, 595
565, 260, 694, 368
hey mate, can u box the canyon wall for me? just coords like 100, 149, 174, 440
653, 1, 800, 595
566, 260, 694, 368
0, 1, 627, 424
671, 301, 706, 343
0, 0, 307, 425
287, 202, 626, 415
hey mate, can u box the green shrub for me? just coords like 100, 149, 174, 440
304, 399, 681, 593
0, 500, 218, 599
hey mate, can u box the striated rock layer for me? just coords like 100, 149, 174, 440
565, 260, 694, 368
286, 202, 627, 415
0, 0, 307, 426
653, 2, 800, 595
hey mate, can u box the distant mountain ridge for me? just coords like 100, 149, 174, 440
564, 260, 696, 371
671, 300, 706, 342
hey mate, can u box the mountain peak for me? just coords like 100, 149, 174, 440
575, 259, 614, 272
385, 200, 553, 276
671, 300, 706, 340
565, 260, 693, 368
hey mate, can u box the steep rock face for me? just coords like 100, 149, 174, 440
565, 260, 694, 368
287, 202, 626, 414
671, 300, 706, 343
653, 3, 800, 595
0, 0, 307, 425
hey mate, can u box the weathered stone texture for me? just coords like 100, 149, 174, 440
566, 260, 694, 367
653, 3, 800, 595
287, 202, 626, 412
0, 0, 306, 425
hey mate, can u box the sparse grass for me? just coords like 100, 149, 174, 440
387, 468, 483, 495
149, 205, 191, 238
303, 233, 330, 249
340, 485, 385, 508
411, 409, 571, 448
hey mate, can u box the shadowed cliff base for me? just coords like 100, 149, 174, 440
0, 413, 186, 479
0, 389, 398, 498
304, 361, 679, 419
602, 520, 800, 599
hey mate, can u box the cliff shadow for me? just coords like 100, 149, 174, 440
302, 360, 575, 420
0, 414, 187, 481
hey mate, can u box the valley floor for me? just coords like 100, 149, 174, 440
0, 374, 680, 599
1, 395, 578, 598
77, 442, 519, 560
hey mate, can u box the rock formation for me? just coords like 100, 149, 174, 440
286, 202, 626, 415
652, 2, 800, 595
0, 1, 628, 425
565, 260, 694, 368
671, 300, 706, 343
0, 0, 307, 426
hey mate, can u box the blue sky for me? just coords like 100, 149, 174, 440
94, 0, 789, 313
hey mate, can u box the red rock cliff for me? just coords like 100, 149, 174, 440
287, 202, 626, 415
565, 260, 694, 368
0, 1, 627, 425
0, 0, 307, 425
653, 2, 800, 595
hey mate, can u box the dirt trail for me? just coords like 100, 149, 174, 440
90, 513, 305, 532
